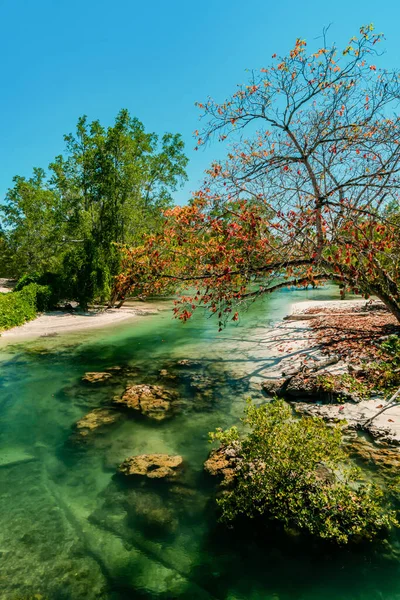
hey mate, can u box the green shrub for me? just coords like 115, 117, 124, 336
0, 283, 53, 331
14, 272, 41, 291
15, 271, 62, 307
210, 400, 398, 544
381, 335, 400, 359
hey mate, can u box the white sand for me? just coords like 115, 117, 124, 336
0, 303, 160, 341
290, 299, 371, 314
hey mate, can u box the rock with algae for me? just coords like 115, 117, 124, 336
348, 436, 400, 473
74, 407, 122, 439
82, 371, 113, 383
119, 454, 183, 481
114, 384, 178, 421
204, 445, 240, 485
262, 372, 362, 403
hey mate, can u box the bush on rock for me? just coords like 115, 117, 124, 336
210, 400, 398, 544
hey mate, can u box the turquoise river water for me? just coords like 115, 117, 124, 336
0, 286, 399, 600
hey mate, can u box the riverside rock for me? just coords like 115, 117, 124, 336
348, 437, 400, 472
119, 454, 183, 480
262, 372, 361, 403
114, 384, 178, 421
204, 445, 239, 484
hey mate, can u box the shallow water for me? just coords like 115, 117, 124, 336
0, 287, 399, 600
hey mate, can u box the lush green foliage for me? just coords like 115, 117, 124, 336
1, 169, 65, 277
0, 283, 52, 331
380, 335, 400, 362
210, 400, 398, 544
0, 109, 188, 307
14, 272, 42, 291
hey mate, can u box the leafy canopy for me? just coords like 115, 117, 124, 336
0, 109, 188, 307
117, 26, 400, 323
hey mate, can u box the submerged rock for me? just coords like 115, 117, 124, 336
82, 372, 112, 384
348, 437, 400, 472
119, 454, 183, 480
176, 359, 202, 368
204, 445, 239, 484
159, 369, 178, 381
74, 408, 122, 438
189, 374, 214, 395
124, 489, 179, 534
115, 384, 177, 421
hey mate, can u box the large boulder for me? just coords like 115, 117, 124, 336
114, 384, 177, 421
119, 454, 183, 481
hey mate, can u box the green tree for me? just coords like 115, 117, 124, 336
0, 168, 65, 277
0, 225, 13, 277
50, 109, 188, 306
0, 110, 188, 307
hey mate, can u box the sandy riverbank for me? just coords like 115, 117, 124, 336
0, 302, 163, 341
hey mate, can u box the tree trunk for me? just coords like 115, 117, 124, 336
370, 285, 400, 324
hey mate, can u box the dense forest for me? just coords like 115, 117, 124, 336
0, 109, 188, 308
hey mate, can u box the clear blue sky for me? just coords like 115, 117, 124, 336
1, 0, 399, 205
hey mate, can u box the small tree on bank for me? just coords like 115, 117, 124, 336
116, 26, 400, 324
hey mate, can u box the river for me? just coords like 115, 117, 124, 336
0, 285, 399, 600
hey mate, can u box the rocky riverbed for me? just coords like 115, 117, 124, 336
2, 288, 400, 600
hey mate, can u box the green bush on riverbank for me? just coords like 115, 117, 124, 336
211, 400, 399, 544
0, 283, 52, 331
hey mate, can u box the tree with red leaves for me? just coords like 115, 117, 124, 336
116, 26, 400, 326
